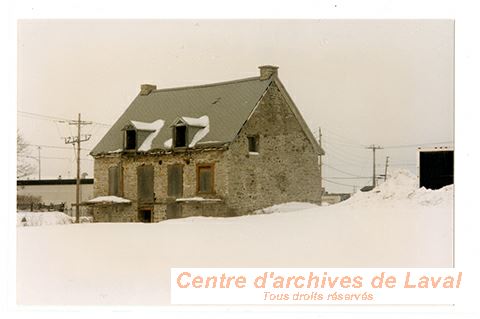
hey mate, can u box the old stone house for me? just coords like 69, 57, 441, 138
90, 65, 324, 222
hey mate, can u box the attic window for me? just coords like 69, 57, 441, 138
247, 135, 259, 153
125, 129, 137, 150
174, 126, 187, 147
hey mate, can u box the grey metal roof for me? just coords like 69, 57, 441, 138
91, 76, 272, 155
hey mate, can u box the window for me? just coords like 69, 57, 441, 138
174, 126, 187, 147
125, 129, 137, 150
108, 166, 121, 196
167, 164, 184, 197
247, 135, 259, 153
137, 165, 154, 203
197, 164, 214, 194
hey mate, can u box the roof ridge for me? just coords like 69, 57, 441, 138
148, 76, 267, 94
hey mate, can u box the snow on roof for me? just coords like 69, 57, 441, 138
87, 196, 131, 204
130, 120, 159, 131
189, 116, 209, 147
164, 138, 172, 148
90, 77, 273, 155
181, 116, 208, 127
135, 119, 165, 152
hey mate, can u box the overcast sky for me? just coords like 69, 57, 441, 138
17, 19, 453, 192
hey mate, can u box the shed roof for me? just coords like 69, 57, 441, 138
91, 76, 272, 155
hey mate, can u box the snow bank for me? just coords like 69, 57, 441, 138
17, 212, 94, 227
17, 169, 453, 305
17, 212, 73, 227
87, 196, 131, 204
340, 169, 453, 208
253, 202, 319, 214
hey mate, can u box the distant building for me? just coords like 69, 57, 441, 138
17, 179, 94, 214
90, 65, 324, 222
418, 147, 454, 190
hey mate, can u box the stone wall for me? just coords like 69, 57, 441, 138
92, 82, 322, 222
92, 149, 229, 222
223, 81, 322, 214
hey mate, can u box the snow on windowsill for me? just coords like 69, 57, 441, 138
88, 196, 131, 204
176, 197, 222, 202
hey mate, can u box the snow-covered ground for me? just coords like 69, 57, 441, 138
16, 170, 453, 305
16, 211, 93, 227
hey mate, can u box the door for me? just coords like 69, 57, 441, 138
138, 208, 153, 223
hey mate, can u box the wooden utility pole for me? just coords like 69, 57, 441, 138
37, 146, 41, 180
384, 156, 389, 182
366, 144, 383, 188
64, 113, 92, 223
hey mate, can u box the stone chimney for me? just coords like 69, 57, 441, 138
258, 65, 279, 80
140, 84, 157, 96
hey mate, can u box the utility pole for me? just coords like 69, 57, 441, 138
384, 156, 389, 182
37, 146, 41, 180
366, 144, 383, 188
64, 113, 92, 223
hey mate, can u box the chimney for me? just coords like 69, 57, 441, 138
258, 65, 279, 80
140, 84, 157, 96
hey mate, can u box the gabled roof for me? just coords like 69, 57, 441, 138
91, 69, 324, 156
91, 76, 272, 155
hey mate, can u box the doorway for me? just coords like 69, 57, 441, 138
138, 208, 153, 223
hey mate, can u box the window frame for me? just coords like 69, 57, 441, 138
247, 135, 259, 153
196, 163, 215, 194
173, 125, 188, 148
125, 129, 137, 150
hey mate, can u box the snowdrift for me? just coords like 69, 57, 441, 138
340, 169, 453, 208
16, 170, 453, 305
17, 212, 74, 227
17, 212, 93, 227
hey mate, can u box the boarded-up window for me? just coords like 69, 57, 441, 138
137, 165, 154, 203
108, 166, 120, 196
197, 164, 214, 194
167, 164, 183, 197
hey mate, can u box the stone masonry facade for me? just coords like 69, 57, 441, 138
92, 80, 322, 222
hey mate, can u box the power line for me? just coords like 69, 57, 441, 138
315, 126, 367, 148
323, 142, 371, 162
18, 155, 93, 161
322, 177, 361, 187
24, 143, 92, 151
18, 110, 68, 122
18, 110, 112, 127
383, 141, 453, 149
323, 162, 366, 178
